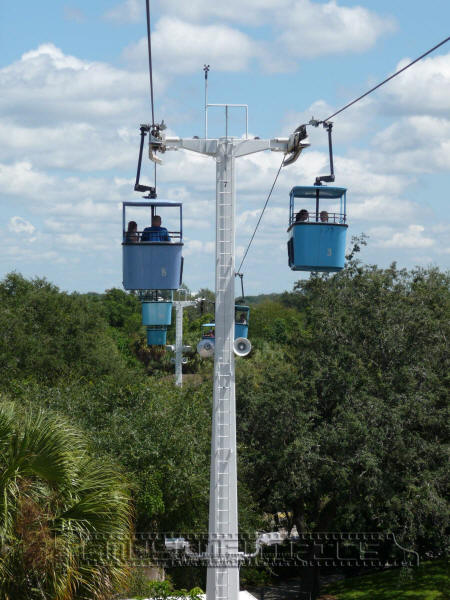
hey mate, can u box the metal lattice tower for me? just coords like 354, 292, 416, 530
161, 131, 308, 600
208, 138, 239, 600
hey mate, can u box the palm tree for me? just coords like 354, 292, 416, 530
0, 402, 132, 599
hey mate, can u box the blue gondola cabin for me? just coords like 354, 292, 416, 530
142, 299, 172, 346
122, 201, 183, 290
287, 186, 348, 272
234, 305, 250, 339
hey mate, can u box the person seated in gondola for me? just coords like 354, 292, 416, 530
126, 220, 139, 242
141, 215, 171, 242
238, 313, 247, 324
320, 210, 329, 222
204, 329, 215, 338
295, 209, 309, 222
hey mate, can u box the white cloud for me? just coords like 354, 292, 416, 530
372, 116, 450, 174
160, 0, 395, 61
0, 161, 53, 197
103, 0, 143, 23
0, 161, 129, 210
0, 44, 149, 127
373, 224, 434, 249
282, 97, 375, 143
159, 0, 289, 25
336, 155, 409, 196
184, 239, 214, 256
124, 3, 394, 75
8, 217, 35, 234
276, 0, 395, 59
124, 18, 260, 74
0, 122, 138, 172
57, 232, 89, 247
349, 195, 418, 223
380, 52, 450, 117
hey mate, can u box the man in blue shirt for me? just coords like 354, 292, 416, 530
141, 215, 171, 242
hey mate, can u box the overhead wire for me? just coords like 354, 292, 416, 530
237, 153, 286, 274
237, 35, 450, 273
144, 0, 157, 193
320, 35, 450, 123
145, 0, 155, 126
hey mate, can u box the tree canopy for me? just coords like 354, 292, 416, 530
0, 402, 132, 599
0, 257, 448, 597
237, 261, 449, 556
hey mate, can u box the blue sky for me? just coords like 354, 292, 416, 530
1, 0, 449, 294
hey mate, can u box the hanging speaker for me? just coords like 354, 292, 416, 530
197, 338, 215, 358
233, 337, 252, 357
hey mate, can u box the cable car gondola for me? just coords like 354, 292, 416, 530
142, 296, 173, 346
287, 185, 347, 272
122, 201, 183, 290
287, 120, 348, 272
197, 323, 216, 358
196, 305, 252, 358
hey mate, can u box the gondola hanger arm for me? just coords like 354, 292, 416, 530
283, 124, 309, 167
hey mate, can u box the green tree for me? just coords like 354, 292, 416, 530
237, 262, 450, 597
0, 273, 128, 385
99, 287, 141, 332
0, 402, 132, 599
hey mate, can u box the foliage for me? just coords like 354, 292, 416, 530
124, 575, 203, 600
0, 273, 131, 385
237, 262, 450, 558
4, 376, 211, 533
1, 261, 449, 598
98, 288, 141, 331
248, 300, 304, 346
9, 375, 262, 540
323, 560, 450, 599
0, 402, 132, 600
240, 566, 273, 586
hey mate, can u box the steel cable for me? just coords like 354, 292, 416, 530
321, 36, 450, 123
237, 153, 286, 273
145, 0, 155, 126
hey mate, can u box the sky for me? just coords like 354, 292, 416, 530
0, 0, 449, 295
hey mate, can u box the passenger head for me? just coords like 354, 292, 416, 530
296, 209, 309, 222
127, 220, 137, 232
152, 215, 162, 227
320, 210, 329, 222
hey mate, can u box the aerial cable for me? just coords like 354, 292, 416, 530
237, 153, 286, 274
315, 35, 450, 124
133, 0, 158, 197
145, 0, 155, 127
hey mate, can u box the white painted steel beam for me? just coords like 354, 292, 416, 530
173, 300, 196, 387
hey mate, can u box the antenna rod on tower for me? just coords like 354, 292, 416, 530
204, 64, 210, 139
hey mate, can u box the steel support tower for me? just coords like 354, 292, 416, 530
161, 133, 308, 600
172, 299, 196, 387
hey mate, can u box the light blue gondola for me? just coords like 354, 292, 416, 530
198, 306, 251, 342
142, 301, 172, 326
122, 201, 183, 290
234, 305, 250, 339
142, 300, 173, 346
287, 186, 348, 272
147, 327, 168, 346
201, 323, 216, 337
197, 305, 252, 358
